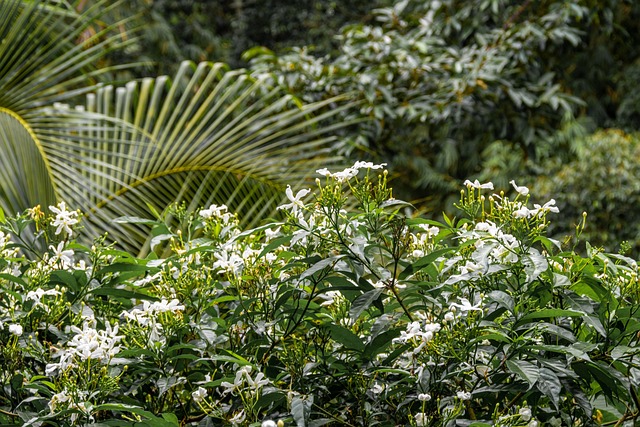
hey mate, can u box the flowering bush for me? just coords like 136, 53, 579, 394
0, 163, 638, 426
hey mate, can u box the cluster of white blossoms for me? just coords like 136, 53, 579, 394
122, 298, 185, 345
393, 312, 442, 355
220, 365, 271, 396
316, 161, 387, 183
410, 223, 440, 258
123, 298, 185, 325
26, 287, 61, 312
49, 201, 80, 236
46, 321, 123, 376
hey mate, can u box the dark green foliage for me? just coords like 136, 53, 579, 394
532, 129, 640, 255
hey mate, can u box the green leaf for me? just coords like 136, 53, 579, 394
487, 290, 514, 313
300, 256, 343, 280
506, 359, 540, 388
97, 262, 150, 275
327, 325, 365, 352
537, 368, 562, 409
516, 308, 584, 325
291, 395, 313, 427
254, 392, 286, 412
349, 288, 383, 321
90, 287, 157, 301
398, 247, 454, 280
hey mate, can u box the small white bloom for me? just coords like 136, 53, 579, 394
199, 204, 228, 219
352, 161, 386, 170
456, 391, 472, 400
513, 206, 532, 219
9, 324, 22, 335
528, 420, 538, 427
229, 410, 246, 425
418, 392, 431, 401
450, 297, 483, 313
192, 387, 208, 403
519, 407, 532, 422
549, 417, 562, 427
415, 412, 427, 426
371, 383, 385, 394
48, 389, 71, 413
316, 166, 358, 182
261, 421, 278, 427
510, 180, 530, 196
531, 199, 560, 216
49, 242, 74, 269
463, 179, 494, 190
277, 186, 310, 213
444, 312, 455, 322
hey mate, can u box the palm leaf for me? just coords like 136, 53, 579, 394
63, 61, 350, 253
0, 1, 353, 254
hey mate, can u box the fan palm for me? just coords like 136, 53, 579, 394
0, 0, 351, 254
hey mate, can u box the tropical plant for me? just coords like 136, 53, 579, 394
1, 164, 638, 426
0, 0, 351, 255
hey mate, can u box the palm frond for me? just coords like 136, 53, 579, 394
0, 1, 353, 255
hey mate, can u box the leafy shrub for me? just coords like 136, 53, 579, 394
0, 164, 638, 426
532, 129, 640, 255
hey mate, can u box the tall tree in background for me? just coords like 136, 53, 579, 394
245, 0, 640, 211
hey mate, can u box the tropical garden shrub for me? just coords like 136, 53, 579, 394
531, 129, 640, 256
0, 163, 638, 426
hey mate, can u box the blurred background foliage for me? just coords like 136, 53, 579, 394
4, 0, 640, 254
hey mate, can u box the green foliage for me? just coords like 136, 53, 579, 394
0, 0, 353, 255
0, 165, 638, 426
244, 0, 640, 214
532, 129, 640, 255
98, 0, 394, 74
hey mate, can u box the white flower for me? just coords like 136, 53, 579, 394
277, 185, 310, 213
229, 410, 246, 425
192, 387, 208, 403
48, 389, 71, 412
513, 206, 532, 219
456, 391, 472, 400
26, 288, 61, 305
444, 312, 455, 322
199, 204, 228, 219
532, 199, 560, 216
316, 166, 358, 182
528, 420, 538, 427
450, 297, 483, 313
418, 392, 431, 401
415, 412, 427, 426
352, 161, 387, 170
417, 224, 440, 237
9, 324, 22, 335
519, 407, 532, 422
463, 179, 494, 190
371, 383, 385, 394
213, 250, 244, 275
510, 180, 530, 196
549, 417, 562, 427
49, 201, 79, 236
49, 242, 74, 269
261, 421, 278, 427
